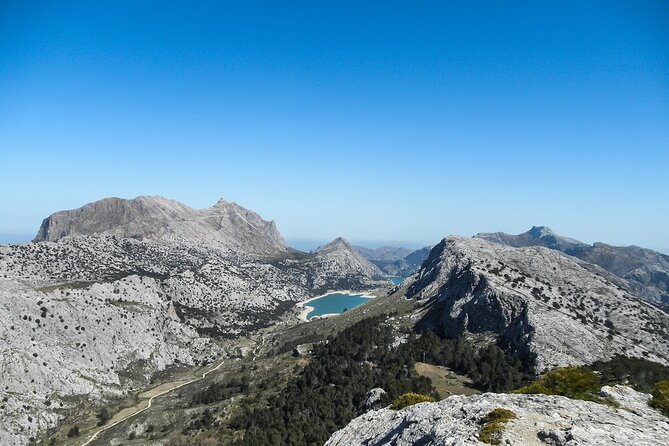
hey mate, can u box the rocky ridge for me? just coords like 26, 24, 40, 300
325, 385, 668, 446
407, 237, 669, 372
475, 226, 669, 305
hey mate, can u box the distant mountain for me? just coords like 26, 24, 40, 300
407, 237, 669, 372
352, 245, 412, 262
475, 226, 587, 253
475, 226, 669, 305
362, 246, 431, 277
313, 237, 386, 281
35, 195, 287, 256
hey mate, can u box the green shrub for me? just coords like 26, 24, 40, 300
515, 366, 602, 402
390, 392, 435, 410
479, 408, 517, 445
97, 407, 111, 426
588, 355, 669, 393
650, 380, 669, 416
67, 426, 80, 438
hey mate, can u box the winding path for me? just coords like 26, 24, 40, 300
79, 357, 228, 446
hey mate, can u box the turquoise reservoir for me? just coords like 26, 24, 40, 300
306, 293, 373, 320
388, 276, 404, 285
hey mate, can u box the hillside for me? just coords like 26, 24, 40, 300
407, 237, 669, 372
0, 198, 388, 445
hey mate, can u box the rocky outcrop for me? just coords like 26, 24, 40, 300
407, 237, 669, 372
362, 388, 388, 412
475, 226, 669, 305
326, 386, 668, 446
34, 195, 288, 256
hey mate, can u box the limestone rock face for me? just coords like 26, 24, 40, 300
34, 195, 288, 256
362, 388, 388, 412
407, 237, 669, 372
475, 226, 669, 305
325, 386, 668, 446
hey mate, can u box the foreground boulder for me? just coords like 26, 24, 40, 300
325, 386, 668, 446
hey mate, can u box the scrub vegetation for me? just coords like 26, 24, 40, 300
478, 408, 517, 445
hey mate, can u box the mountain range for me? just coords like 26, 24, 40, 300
1, 199, 668, 445
475, 226, 669, 306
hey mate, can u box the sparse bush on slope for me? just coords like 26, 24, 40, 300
650, 380, 669, 416
390, 393, 435, 410
478, 408, 517, 445
514, 366, 604, 402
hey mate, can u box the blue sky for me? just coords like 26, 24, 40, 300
1, 1, 668, 252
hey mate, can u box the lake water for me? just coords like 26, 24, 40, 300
388, 276, 404, 285
306, 292, 373, 320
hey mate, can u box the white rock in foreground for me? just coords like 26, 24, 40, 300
325, 386, 668, 446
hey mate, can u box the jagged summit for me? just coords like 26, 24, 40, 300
311, 237, 385, 280
314, 237, 354, 254
33, 195, 288, 256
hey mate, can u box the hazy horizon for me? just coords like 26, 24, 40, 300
2, 2, 668, 253
1, 201, 668, 256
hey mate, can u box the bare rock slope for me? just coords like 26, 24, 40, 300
326, 385, 668, 446
408, 237, 669, 372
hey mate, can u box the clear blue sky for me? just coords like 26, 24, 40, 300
1, 1, 668, 252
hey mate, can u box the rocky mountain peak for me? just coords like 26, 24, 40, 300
528, 225, 555, 237
406, 236, 669, 371
33, 195, 288, 256
310, 237, 385, 280
213, 196, 228, 207
314, 237, 354, 254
